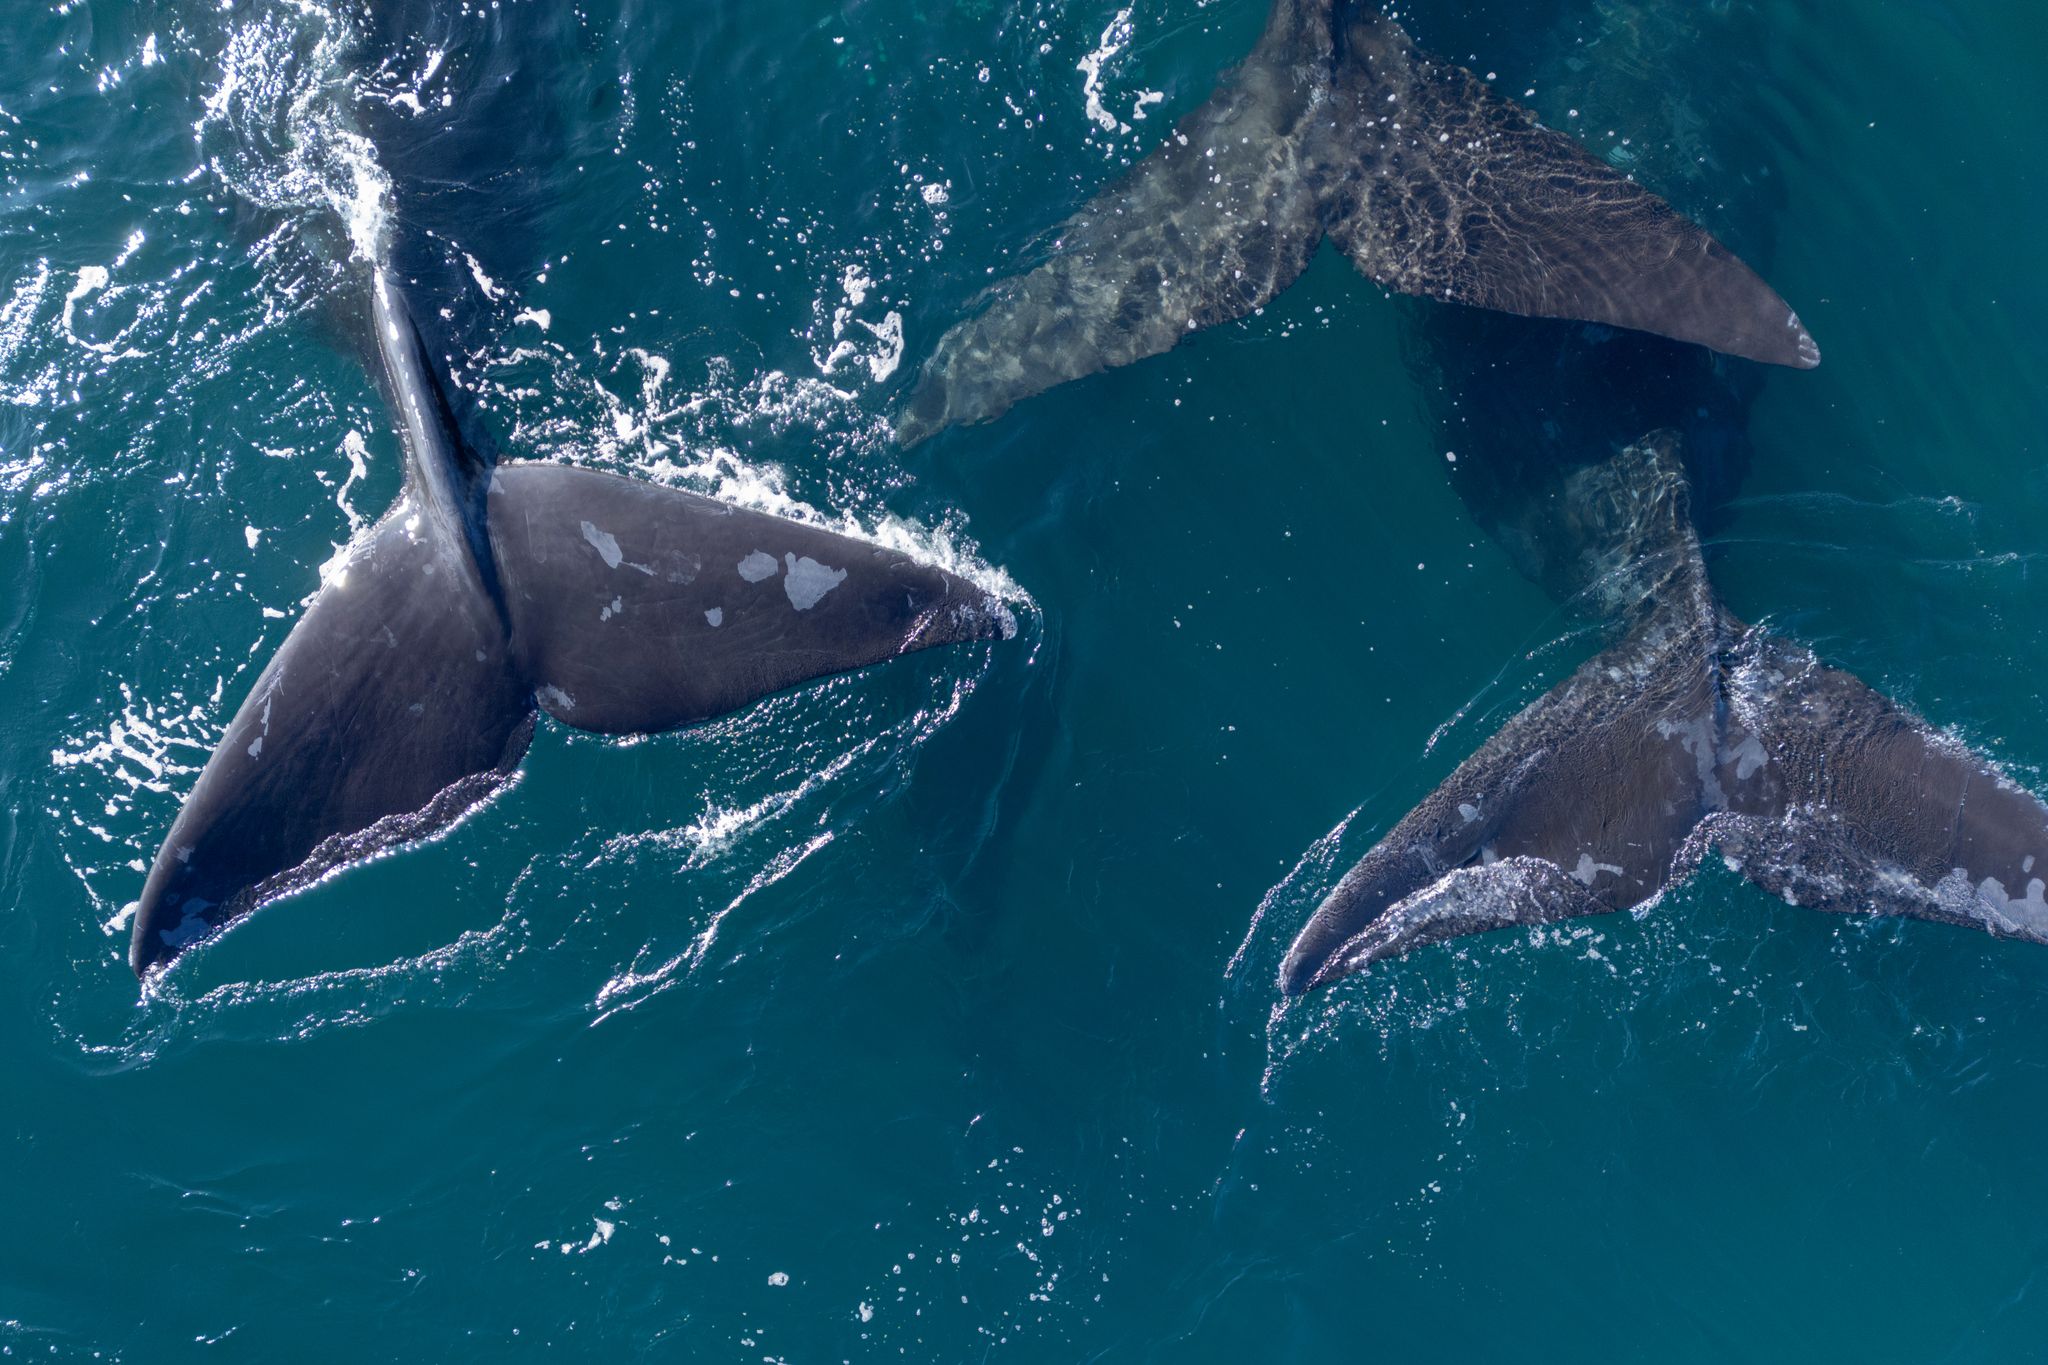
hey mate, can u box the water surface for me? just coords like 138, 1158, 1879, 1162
2, 1, 2045, 1358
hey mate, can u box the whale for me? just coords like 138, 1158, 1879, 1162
1278, 433, 2048, 992
128, 271, 1013, 976
896, 0, 1818, 445
1274, 3, 2048, 993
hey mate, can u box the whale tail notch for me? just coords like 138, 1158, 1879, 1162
897, 0, 1816, 445
1277, 434, 2048, 995
131, 278, 1015, 977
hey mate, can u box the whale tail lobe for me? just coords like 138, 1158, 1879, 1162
1277, 434, 2048, 994
898, 0, 1816, 444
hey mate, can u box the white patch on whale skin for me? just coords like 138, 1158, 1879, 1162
783, 554, 847, 610
1972, 874, 2048, 934
1919, 866, 2048, 939
537, 685, 576, 713
599, 596, 623, 622
581, 522, 624, 569
1571, 853, 1624, 887
1655, 713, 1727, 809
160, 898, 215, 949
1457, 802, 1480, 824
737, 551, 778, 583
1727, 732, 1769, 782
704, 608, 723, 627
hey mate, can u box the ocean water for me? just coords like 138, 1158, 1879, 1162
3, 0, 2046, 1358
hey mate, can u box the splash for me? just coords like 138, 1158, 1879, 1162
49, 682, 223, 933
197, 0, 392, 267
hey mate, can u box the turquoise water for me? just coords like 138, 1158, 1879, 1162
4, 0, 2047, 1357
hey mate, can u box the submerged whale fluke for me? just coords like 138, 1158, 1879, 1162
1279, 435, 2048, 995
130, 272, 1012, 976
898, 0, 1816, 444
896, 0, 1329, 443
1322, 10, 1819, 371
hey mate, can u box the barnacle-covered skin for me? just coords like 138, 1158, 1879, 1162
898, 0, 1815, 444
1279, 438, 2048, 994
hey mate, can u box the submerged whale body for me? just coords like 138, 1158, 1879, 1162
1277, 436, 2048, 992
129, 273, 1013, 976
897, 0, 1818, 444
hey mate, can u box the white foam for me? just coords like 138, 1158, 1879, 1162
865, 311, 905, 381
198, 4, 393, 264
840, 264, 871, 308
1077, 8, 1136, 134
61, 267, 111, 349
332, 429, 371, 534
465, 253, 505, 301
0, 261, 51, 378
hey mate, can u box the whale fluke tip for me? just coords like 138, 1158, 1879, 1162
1791, 318, 1822, 370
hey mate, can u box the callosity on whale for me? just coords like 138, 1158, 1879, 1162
129, 272, 1014, 976
897, 0, 1818, 444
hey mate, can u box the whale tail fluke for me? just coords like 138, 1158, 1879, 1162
131, 280, 1013, 976
898, 0, 1815, 445
895, 0, 1329, 444
1278, 435, 2048, 995
1319, 10, 1818, 371
131, 473, 1014, 976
